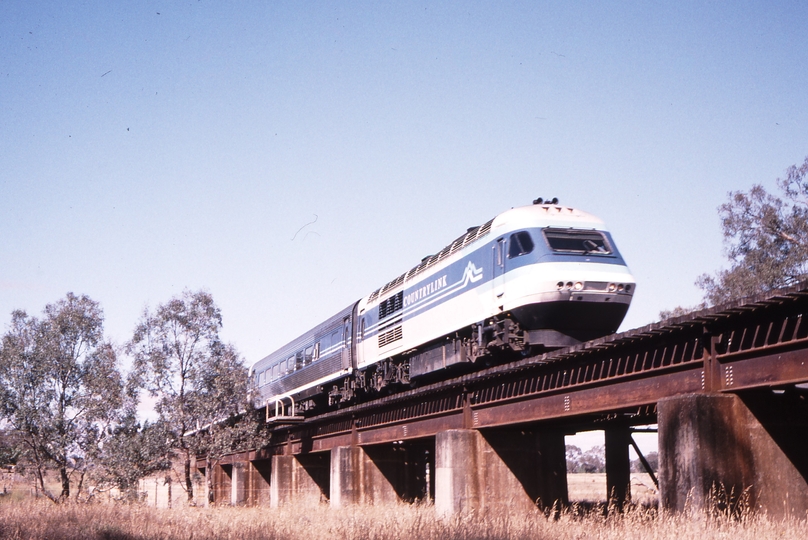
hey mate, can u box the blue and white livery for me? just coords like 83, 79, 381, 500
252, 200, 635, 417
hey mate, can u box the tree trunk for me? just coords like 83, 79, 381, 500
29, 445, 57, 502
59, 466, 70, 501
35, 465, 54, 502
76, 470, 86, 501
184, 456, 194, 504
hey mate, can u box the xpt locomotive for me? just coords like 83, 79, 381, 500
252, 200, 635, 416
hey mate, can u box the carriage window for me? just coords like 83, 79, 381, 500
320, 334, 331, 355
543, 228, 611, 254
304, 346, 314, 365
313, 342, 320, 361
260, 370, 266, 385
287, 355, 295, 374
332, 330, 341, 348
508, 231, 534, 258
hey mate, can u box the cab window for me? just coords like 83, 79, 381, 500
508, 231, 535, 258
543, 228, 611, 254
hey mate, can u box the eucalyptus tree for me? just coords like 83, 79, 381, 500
127, 290, 262, 504
698, 156, 808, 304
0, 293, 123, 502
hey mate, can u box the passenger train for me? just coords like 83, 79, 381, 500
252, 199, 635, 418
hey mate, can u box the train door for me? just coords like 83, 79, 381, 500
493, 237, 506, 304
357, 314, 366, 367
341, 316, 353, 370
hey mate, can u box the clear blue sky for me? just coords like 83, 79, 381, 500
3, 1, 807, 383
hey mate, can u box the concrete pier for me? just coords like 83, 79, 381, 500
270, 454, 329, 507
658, 392, 808, 518
329, 446, 361, 506
247, 460, 271, 505
330, 445, 406, 506
434, 428, 567, 516
212, 463, 232, 504
604, 425, 632, 508
230, 462, 247, 505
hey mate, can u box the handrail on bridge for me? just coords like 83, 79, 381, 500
266, 396, 305, 424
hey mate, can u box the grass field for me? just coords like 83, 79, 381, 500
567, 472, 659, 505
0, 499, 806, 540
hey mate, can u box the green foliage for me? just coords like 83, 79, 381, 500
0, 293, 123, 502
92, 411, 173, 496
698, 156, 808, 305
658, 305, 705, 321
0, 429, 21, 467
565, 444, 606, 473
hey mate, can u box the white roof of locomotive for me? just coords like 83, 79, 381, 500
362, 203, 611, 306
490, 204, 607, 234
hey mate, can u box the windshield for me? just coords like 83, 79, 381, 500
542, 228, 612, 254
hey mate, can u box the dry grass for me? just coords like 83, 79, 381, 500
0, 499, 806, 540
567, 473, 658, 505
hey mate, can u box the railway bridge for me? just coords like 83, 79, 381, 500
208, 283, 808, 517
